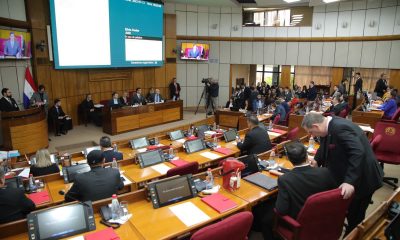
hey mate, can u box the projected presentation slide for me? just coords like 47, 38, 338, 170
49, 0, 164, 69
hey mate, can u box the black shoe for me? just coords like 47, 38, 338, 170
55, 133, 61, 136
48, 138, 51, 141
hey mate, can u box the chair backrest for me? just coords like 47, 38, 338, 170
372, 121, 400, 158
295, 188, 353, 240
100, 99, 109, 107
273, 114, 281, 124
286, 127, 299, 141
370, 134, 383, 152
391, 108, 400, 121
166, 162, 199, 177
338, 108, 347, 118
190, 211, 253, 240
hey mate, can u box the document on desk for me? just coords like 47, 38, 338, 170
358, 125, 374, 133
121, 173, 132, 186
136, 148, 147, 153
151, 163, 171, 175
200, 152, 221, 160
176, 139, 186, 144
169, 202, 210, 227
267, 131, 281, 138
18, 168, 30, 178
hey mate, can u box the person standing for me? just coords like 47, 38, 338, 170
301, 113, 383, 235
0, 88, 19, 112
30, 84, 49, 114
374, 73, 388, 98
352, 72, 363, 110
307, 81, 317, 101
206, 79, 219, 115
169, 78, 181, 100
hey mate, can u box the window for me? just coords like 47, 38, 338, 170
243, 7, 313, 27
253, 9, 291, 26
256, 65, 281, 86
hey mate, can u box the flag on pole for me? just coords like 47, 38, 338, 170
23, 67, 37, 109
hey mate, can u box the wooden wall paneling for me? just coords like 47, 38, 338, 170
133, 68, 145, 89
390, 69, 400, 91
31, 29, 49, 59
36, 65, 52, 99
26, 0, 49, 28
75, 70, 89, 95
123, 71, 135, 91
100, 81, 113, 93
91, 93, 101, 103
280, 65, 291, 88
331, 67, 344, 92
166, 63, 176, 85
65, 95, 82, 125
144, 68, 156, 89
50, 69, 66, 99
165, 38, 177, 59
165, 14, 176, 39
101, 92, 113, 101
111, 80, 124, 92
89, 82, 102, 93
154, 65, 166, 88
63, 70, 77, 97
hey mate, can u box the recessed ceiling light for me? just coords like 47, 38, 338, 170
284, 0, 301, 3
323, 0, 340, 3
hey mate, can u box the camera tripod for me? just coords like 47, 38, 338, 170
195, 84, 215, 117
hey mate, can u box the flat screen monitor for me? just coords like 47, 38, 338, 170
169, 130, 184, 141
137, 149, 164, 168
385, 211, 400, 240
238, 154, 260, 177
180, 42, 209, 61
196, 125, 210, 138
5, 176, 24, 189
0, 29, 32, 59
27, 202, 96, 240
84, 146, 101, 158
62, 164, 91, 183
184, 139, 206, 154
224, 129, 238, 142
148, 175, 197, 208
130, 137, 149, 149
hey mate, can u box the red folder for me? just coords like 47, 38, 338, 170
270, 128, 286, 134
85, 227, 120, 240
187, 136, 198, 140
201, 193, 238, 213
213, 147, 233, 155
170, 159, 189, 167
28, 191, 50, 205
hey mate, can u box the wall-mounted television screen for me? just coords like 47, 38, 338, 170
49, 0, 164, 69
180, 43, 209, 61
0, 29, 31, 59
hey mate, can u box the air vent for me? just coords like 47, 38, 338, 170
236, 0, 257, 3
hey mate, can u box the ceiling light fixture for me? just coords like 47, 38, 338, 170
284, 0, 301, 3
323, 0, 340, 3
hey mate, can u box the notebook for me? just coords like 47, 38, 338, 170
28, 191, 51, 205
243, 173, 278, 191
201, 193, 238, 213
84, 227, 120, 240
213, 147, 233, 155
170, 159, 189, 167
269, 128, 286, 134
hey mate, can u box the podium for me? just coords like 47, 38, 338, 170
1, 107, 49, 154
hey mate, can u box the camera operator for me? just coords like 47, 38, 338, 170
205, 78, 219, 115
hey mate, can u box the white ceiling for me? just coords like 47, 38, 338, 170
166, 0, 349, 7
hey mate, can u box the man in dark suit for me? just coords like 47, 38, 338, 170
130, 88, 146, 105
119, 92, 129, 106
374, 73, 388, 98
307, 81, 317, 101
0, 168, 35, 224
236, 115, 272, 155
65, 150, 124, 202
49, 99, 72, 136
252, 142, 336, 240
302, 113, 383, 235
100, 136, 123, 163
149, 89, 164, 103
80, 94, 102, 126
169, 78, 181, 100
325, 95, 345, 116
352, 72, 363, 110
109, 92, 122, 109
0, 88, 19, 112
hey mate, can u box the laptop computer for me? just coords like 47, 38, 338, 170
224, 129, 238, 142
243, 172, 278, 191
237, 154, 260, 177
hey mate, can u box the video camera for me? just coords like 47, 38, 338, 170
201, 78, 211, 84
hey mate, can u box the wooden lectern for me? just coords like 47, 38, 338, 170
1, 107, 49, 155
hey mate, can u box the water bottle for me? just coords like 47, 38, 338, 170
306, 106, 310, 114
187, 126, 192, 136
113, 143, 118, 152
269, 150, 276, 161
308, 136, 315, 150
169, 144, 174, 158
213, 122, 217, 130
111, 158, 118, 169
29, 174, 37, 192
257, 107, 260, 116
154, 136, 159, 145
111, 194, 120, 220
268, 120, 273, 130
206, 168, 214, 189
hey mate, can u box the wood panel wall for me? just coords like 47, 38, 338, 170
26, 0, 177, 126
280, 65, 291, 88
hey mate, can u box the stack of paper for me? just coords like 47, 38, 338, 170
151, 163, 171, 175
200, 152, 221, 160
169, 202, 210, 227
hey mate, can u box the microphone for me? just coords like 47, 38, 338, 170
59, 190, 90, 207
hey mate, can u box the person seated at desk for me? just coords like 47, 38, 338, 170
146, 87, 155, 102
149, 89, 164, 103
100, 136, 123, 163
331, 85, 341, 98
325, 95, 344, 116
65, 150, 123, 202
252, 94, 264, 112
30, 149, 59, 177
0, 88, 19, 112
381, 86, 392, 102
236, 115, 272, 155
0, 168, 35, 224
49, 99, 72, 136
119, 91, 129, 106
109, 92, 122, 109
379, 90, 398, 119
225, 96, 235, 108
80, 94, 102, 126
130, 88, 147, 105
282, 87, 292, 102
252, 142, 336, 240
271, 99, 287, 124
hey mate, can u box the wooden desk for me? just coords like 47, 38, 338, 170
1, 107, 48, 154
103, 100, 183, 135
215, 109, 244, 129
352, 107, 384, 129
238, 113, 272, 130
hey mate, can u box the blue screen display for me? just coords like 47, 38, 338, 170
49, 0, 164, 69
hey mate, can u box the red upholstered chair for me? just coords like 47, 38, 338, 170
284, 127, 300, 141
281, 110, 291, 126
166, 161, 199, 177
273, 188, 352, 240
100, 99, 109, 107
372, 121, 400, 189
338, 108, 349, 118
383, 108, 400, 123
273, 114, 281, 125
190, 211, 253, 240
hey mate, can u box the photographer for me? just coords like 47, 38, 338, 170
205, 78, 219, 115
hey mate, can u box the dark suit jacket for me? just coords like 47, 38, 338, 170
374, 79, 387, 98
80, 99, 94, 113
49, 105, 66, 120
237, 126, 272, 155
109, 98, 122, 108
276, 166, 336, 219
326, 103, 345, 116
119, 96, 129, 106
130, 94, 146, 105
0, 97, 19, 112
149, 93, 164, 103
169, 82, 181, 99
315, 117, 383, 198
354, 78, 363, 93
307, 87, 317, 101
0, 187, 35, 224
65, 167, 124, 202
102, 150, 123, 163
30, 164, 60, 177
